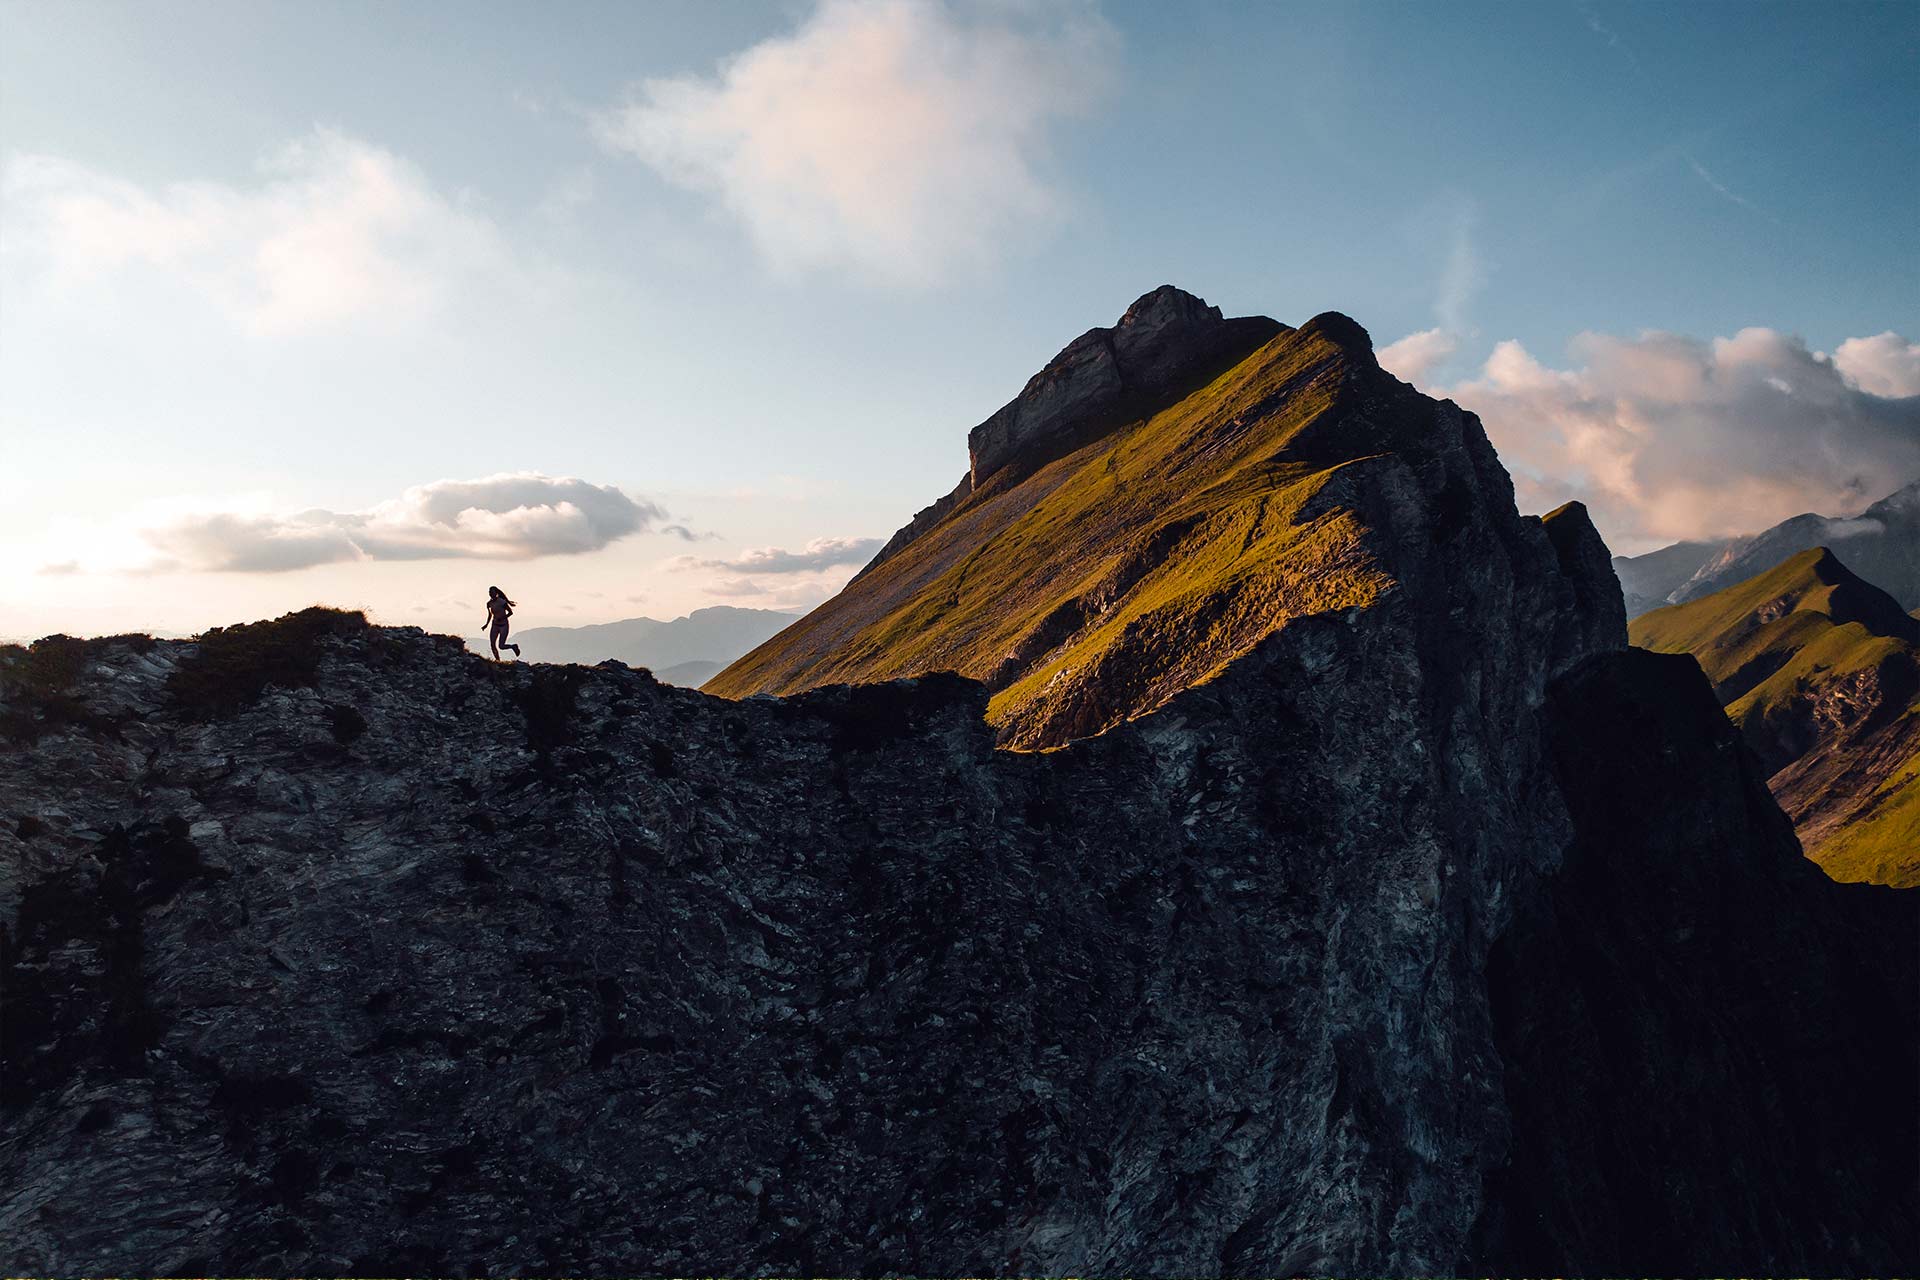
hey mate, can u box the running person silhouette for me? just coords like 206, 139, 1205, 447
484, 586, 522, 661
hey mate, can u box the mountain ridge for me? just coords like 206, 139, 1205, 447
3, 286, 1914, 1274
1631, 546, 1920, 884
1619, 478, 1920, 617
711, 290, 1574, 749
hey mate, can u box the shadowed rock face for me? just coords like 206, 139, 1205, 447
2, 291, 1914, 1275
1474, 648, 1917, 1272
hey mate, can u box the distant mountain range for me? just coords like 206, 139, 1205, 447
1632, 546, 1920, 886
1616, 479, 1920, 616
501, 606, 796, 684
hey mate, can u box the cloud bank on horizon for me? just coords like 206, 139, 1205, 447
592, 0, 1117, 286
1381, 324, 1920, 551
39, 474, 666, 576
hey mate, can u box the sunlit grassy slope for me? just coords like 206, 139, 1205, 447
1631, 548, 1920, 886
707, 319, 1401, 748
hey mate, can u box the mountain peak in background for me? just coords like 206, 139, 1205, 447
502, 606, 794, 681
1618, 478, 1920, 617
1633, 545, 1920, 884
711, 289, 1553, 748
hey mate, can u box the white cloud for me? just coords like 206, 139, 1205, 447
593, 0, 1117, 286
676, 534, 882, 574
666, 534, 880, 610
1832, 331, 1920, 398
1438, 328, 1920, 549
46, 473, 667, 574
1436, 198, 1481, 335
703, 574, 845, 610
1378, 327, 1458, 387
1, 129, 521, 335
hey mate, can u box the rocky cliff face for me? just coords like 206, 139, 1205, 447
1475, 647, 1917, 1270
3, 290, 1915, 1275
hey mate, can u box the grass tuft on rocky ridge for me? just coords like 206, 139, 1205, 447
167, 607, 370, 721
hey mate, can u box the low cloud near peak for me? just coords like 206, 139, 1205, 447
1380, 323, 1920, 551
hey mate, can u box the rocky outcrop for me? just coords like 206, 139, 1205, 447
964, 285, 1283, 488
1542, 501, 1628, 664
4, 287, 1915, 1274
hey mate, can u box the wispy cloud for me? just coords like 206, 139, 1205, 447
592, 0, 1118, 286
1379, 194, 1480, 385
666, 534, 881, 610
1, 129, 533, 336
1436, 197, 1482, 335
673, 535, 881, 575
1684, 153, 1778, 222
1574, 6, 1777, 224
43, 473, 672, 574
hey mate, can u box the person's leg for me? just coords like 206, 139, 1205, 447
503, 620, 520, 657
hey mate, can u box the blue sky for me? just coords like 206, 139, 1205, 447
3, 0, 1916, 639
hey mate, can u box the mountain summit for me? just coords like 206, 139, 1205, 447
965, 284, 1286, 488
712, 289, 1577, 748
1618, 478, 1920, 617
